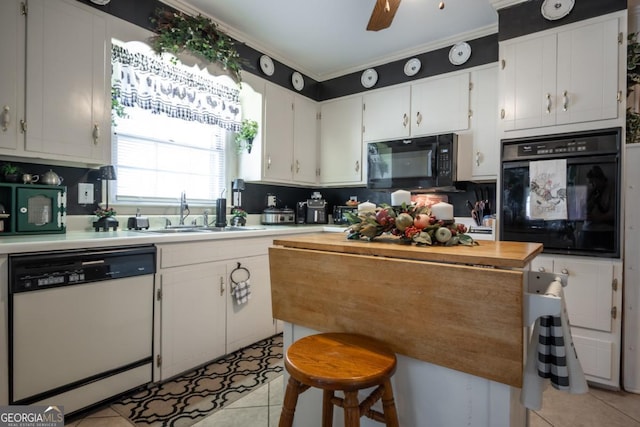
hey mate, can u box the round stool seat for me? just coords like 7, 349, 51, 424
285, 333, 397, 391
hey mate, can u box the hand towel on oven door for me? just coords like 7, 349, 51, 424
521, 279, 588, 410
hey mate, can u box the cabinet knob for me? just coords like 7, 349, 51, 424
500, 109, 505, 119
561, 268, 569, 275
92, 124, 100, 144
538, 267, 546, 272
416, 112, 422, 126
1, 106, 10, 131
475, 151, 480, 167
562, 91, 569, 111
500, 59, 506, 70
355, 160, 360, 173
403, 113, 408, 128
545, 93, 552, 114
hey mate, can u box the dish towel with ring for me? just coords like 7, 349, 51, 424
230, 263, 251, 305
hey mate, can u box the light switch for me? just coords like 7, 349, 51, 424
78, 183, 94, 204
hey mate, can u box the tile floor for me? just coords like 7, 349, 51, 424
67, 377, 640, 426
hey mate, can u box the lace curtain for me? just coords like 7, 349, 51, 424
111, 42, 241, 132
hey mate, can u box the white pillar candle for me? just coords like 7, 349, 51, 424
391, 189, 411, 206
358, 201, 376, 214
431, 202, 454, 220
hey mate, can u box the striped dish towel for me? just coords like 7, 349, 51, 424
231, 280, 251, 305
521, 280, 588, 410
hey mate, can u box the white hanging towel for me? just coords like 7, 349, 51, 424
521, 280, 588, 410
529, 159, 568, 220
231, 279, 252, 305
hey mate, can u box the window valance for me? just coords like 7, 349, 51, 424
111, 42, 241, 132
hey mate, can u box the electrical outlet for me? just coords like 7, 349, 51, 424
78, 183, 94, 204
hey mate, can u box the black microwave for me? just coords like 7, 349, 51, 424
367, 134, 458, 190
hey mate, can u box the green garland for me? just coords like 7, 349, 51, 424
628, 32, 640, 144
150, 9, 244, 84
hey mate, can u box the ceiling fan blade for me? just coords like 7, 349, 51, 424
366, 0, 401, 31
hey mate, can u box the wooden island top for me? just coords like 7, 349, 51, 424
269, 233, 543, 388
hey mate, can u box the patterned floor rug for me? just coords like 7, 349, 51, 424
111, 334, 283, 427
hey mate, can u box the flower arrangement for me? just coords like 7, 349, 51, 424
234, 119, 259, 153
94, 207, 117, 218
345, 203, 478, 246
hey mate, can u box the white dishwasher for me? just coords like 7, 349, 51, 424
8, 245, 155, 415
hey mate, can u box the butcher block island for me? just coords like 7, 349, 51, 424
269, 232, 543, 427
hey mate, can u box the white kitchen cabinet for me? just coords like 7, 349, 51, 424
158, 262, 227, 380
319, 96, 363, 185
155, 237, 277, 380
24, 0, 110, 164
241, 81, 317, 185
410, 73, 470, 136
500, 13, 622, 132
457, 65, 499, 181
0, 0, 24, 152
530, 255, 622, 388
363, 85, 411, 142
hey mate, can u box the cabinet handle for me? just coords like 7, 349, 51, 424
355, 160, 360, 172
561, 268, 569, 275
545, 93, 552, 114
475, 151, 480, 167
220, 277, 225, 296
537, 267, 546, 273
416, 112, 422, 126
296, 160, 300, 173
267, 156, 271, 169
500, 59, 506, 70
562, 91, 569, 111
617, 90, 623, 103
402, 113, 408, 128
1, 106, 10, 131
92, 124, 100, 144
500, 109, 505, 119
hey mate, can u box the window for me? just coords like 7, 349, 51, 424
110, 40, 241, 205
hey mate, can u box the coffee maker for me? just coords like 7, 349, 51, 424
305, 192, 328, 224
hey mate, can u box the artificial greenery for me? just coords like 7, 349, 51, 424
627, 32, 640, 144
1, 163, 20, 175
235, 119, 259, 154
111, 87, 128, 126
150, 9, 244, 84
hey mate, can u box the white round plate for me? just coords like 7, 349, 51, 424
541, 0, 575, 21
90, 0, 111, 4
449, 42, 471, 66
259, 55, 275, 76
361, 68, 378, 88
291, 71, 304, 91
404, 58, 421, 77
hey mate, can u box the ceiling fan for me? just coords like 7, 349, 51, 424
366, 0, 445, 32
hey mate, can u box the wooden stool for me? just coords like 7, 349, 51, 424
279, 332, 399, 427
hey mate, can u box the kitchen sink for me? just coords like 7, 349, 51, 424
204, 226, 267, 232
137, 225, 267, 234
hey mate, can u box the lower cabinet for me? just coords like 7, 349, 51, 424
530, 255, 622, 388
155, 238, 277, 381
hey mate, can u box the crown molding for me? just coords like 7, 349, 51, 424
488, 0, 529, 11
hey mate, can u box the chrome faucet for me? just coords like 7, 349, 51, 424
179, 191, 189, 225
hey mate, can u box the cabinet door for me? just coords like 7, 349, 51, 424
25, 0, 109, 164
555, 18, 620, 125
363, 85, 410, 142
292, 95, 318, 185
159, 262, 226, 380
0, 0, 24, 152
410, 73, 470, 136
226, 255, 275, 353
319, 96, 363, 185
469, 66, 499, 179
263, 83, 294, 182
500, 34, 557, 131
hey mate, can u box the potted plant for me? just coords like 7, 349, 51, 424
1, 163, 21, 183
235, 119, 259, 154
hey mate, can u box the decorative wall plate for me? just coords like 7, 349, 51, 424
404, 58, 421, 77
449, 42, 471, 66
541, 0, 575, 21
361, 68, 378, 88
291, 71, 304, 91
259, 55, 275, 76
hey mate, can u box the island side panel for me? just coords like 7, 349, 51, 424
269, 246, 525, 388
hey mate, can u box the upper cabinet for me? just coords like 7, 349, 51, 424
362, 73, 470, 143
0, 0, 25, 152
499, 14, 623, 132
0, 0, 110, 164
319, 96, 363, 186
238, 79, 317, 186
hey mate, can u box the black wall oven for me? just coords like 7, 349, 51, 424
500, 128, 621, 258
